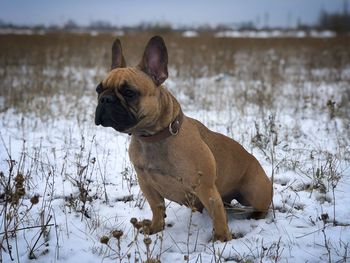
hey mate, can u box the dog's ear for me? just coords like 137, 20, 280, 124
111, 39, 126, 70
139, 36, 168, 86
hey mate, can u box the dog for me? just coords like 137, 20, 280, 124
95, 36, 273, 242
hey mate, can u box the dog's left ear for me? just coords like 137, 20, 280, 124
139, 36, 168, 86
111, 39, 126, 70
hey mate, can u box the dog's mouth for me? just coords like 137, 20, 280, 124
95, 94, 137, 132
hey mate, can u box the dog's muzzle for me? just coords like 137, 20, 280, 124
95, 93, 137, 132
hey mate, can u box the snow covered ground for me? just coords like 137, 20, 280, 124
1, 52, 350, 262
0, 28, 339, 39
214, 30, 337, 38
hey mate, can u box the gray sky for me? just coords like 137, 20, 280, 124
0, 0, 347, 28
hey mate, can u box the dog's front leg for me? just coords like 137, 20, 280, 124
137, 174, 166, 234
196, 185, 232, 242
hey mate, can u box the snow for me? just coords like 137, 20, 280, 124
113, 30, 125, 37
182, 31, 199, 38
0, 29, 338, 38
215, 30, 337, 38
310, 30, 336, 38
90, 30, 99, 36
0, 28, 36, 35
1, 65, 350, 263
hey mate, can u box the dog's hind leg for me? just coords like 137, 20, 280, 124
238, 160, 273, 219
195, 184, 232, 242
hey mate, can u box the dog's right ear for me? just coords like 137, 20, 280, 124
111, 39, 126, 70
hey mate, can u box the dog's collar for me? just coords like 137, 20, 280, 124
136, 109, 184, 143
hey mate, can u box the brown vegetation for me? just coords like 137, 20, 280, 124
0, 33, 349, 112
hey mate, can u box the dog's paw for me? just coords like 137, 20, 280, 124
140, 219, 164, 235
213, 232, 232, 242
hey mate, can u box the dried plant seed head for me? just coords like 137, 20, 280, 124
112, 230, 123, 239
145, 259, 160, 263
30, 195, 39, 205
14, 173, 25, 198
11, 193, 20, 205
17, 187, 25, 196
142, 219, 152, 233
130, 217, 138, 226
15, 173, 24, 184
135, 221, 142, 230
320, 213, 329, 223
142, 219, 152, 227
100, 235, 109, 244
143, 237, 152, 246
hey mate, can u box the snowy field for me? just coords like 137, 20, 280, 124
0, 34, 350, 263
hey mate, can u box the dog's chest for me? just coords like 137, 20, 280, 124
129, 140, 191, 202
131, 143, 179, 181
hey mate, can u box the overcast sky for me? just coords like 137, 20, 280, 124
0, 0, 347, 28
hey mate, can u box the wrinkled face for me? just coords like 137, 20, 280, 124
94, 36, 168, 134
95, 68, 160, 133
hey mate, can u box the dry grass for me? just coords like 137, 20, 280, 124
1, 33, 349, 114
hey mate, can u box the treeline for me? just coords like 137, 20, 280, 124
317, 11, 350, 32
0, 9, 349, 33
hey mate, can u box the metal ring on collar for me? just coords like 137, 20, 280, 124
169, 121, 179, 136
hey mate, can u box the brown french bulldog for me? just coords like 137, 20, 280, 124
95, 36, 272, 242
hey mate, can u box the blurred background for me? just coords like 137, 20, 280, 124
0, 0, 350, 33
1, 0, 349, 115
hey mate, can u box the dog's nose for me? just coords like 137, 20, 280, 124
99, 95, 117, 104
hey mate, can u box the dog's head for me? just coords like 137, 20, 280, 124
94, 36, 169, 135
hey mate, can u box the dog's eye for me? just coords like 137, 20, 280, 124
121, 87, 139, 101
